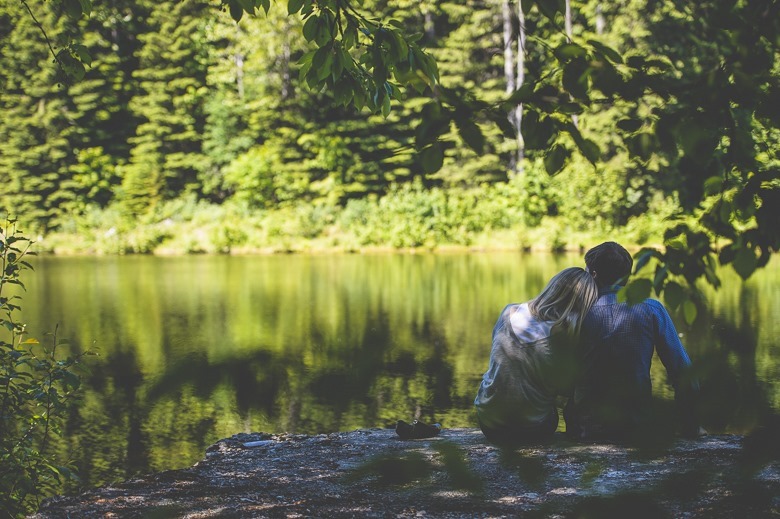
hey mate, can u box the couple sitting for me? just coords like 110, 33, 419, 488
474, 242, 701, 444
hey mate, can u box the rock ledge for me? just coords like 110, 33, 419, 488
33, 429, 779, 518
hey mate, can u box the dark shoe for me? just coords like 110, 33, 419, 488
395, 420, 442, 439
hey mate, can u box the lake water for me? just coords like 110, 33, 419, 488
15, 253, 780, 490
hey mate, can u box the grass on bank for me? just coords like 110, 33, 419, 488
39, 188, 674, 255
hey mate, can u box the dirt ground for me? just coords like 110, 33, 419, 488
32, 429, 780, 518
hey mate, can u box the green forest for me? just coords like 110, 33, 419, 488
1, 1, 779, 513
1, 0, 778, 263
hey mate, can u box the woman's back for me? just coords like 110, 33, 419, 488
474, 304, 562, 430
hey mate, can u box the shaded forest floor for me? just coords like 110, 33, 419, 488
33, 429, 779, 518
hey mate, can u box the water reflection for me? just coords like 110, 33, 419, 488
16, 253, 780, 491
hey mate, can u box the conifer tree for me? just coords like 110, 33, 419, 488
121, 0, 211, 215
0, 3, 73, 230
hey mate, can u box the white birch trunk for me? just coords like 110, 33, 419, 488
596, 3, 605, 35
515, 1, 526, 171
503, 0, 518, 173
565, 0, 578, 128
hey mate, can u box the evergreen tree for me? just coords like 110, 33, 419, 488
0, 1, 144, 229
121, 0, 211, 216
0, 3, 75, 230
60, 0, 147, 214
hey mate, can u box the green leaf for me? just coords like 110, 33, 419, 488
79, 0, 93, 16
489, 111, 517, 138
315, 14, 333, 46
676, 118, 717, 160
732, 247, 757, 280
626, 55, 646, 69
556, 102, 584, 115
63, 0, 85, 18
415, 102, 448, 147
683, 299, 697, 324
544, 145, 568, 175
577, 138, 600, 164
312, 46, 329, 69
589, 63, 623, 96
719, 245, 736, 265
228, 1, 243, 22
456, 119, 485, 152
56, 49, 86, 81
302, 15, 318, 42
616, 118, 643, 133
343, 24, 358, 49
587, 39, 623, 64
663, 281, 685, 310
387, 19, 405, 29
653, 266, 668, 295
718, 198, 733, 224
287, 0, 304, 14
554, 43, 588, 61
331, 51, 344, 79
562, 59, 589, 100
420, 143, 444, 173
298, 49, 316, 66
316, 51, 334, 81
71, 44, 92, 67
537, 0, 562, 22
625, 278, 652, 305
643, 58, 672, 71
703, 176, 723, 196
389, 31, 409, 63
433, 441, 484, 494
633, 249, 657, 274
505, 83, 535, 105
627, 132, 655, 161
522, 112, 556, 150
63, 371, 81, 390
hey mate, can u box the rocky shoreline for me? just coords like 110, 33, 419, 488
33, 429, 780, 518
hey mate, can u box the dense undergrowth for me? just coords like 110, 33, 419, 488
41, 179, 678, 255
0, 219, 88, 517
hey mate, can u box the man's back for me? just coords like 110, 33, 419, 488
569, 286, 698, 440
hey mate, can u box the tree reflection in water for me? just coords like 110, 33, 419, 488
16, 254, 780, 491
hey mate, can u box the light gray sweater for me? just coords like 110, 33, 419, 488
474, 303, 573, 430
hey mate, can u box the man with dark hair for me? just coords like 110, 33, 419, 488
565, 241, 701, 441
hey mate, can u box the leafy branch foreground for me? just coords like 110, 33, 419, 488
0, 219, 89, 517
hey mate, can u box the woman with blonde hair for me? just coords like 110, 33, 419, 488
474, 267, 598, 444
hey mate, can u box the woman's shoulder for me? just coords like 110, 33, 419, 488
508, 303, 553, 342
497, 302, 523, 320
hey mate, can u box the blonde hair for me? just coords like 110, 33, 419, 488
527, 267, 598, 335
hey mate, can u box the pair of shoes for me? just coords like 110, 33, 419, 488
395, 419, 442, 439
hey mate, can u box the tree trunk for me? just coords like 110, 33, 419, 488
503, 0, 515, 94
565, 0, 578, 128
234, 26, 245, 100
596, 3, 605, 35
515, 1, 525, 172
235, 54, 245, 99
424, 9, 436, 42
503, 0, 525, 174
280, 22, 292, 100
